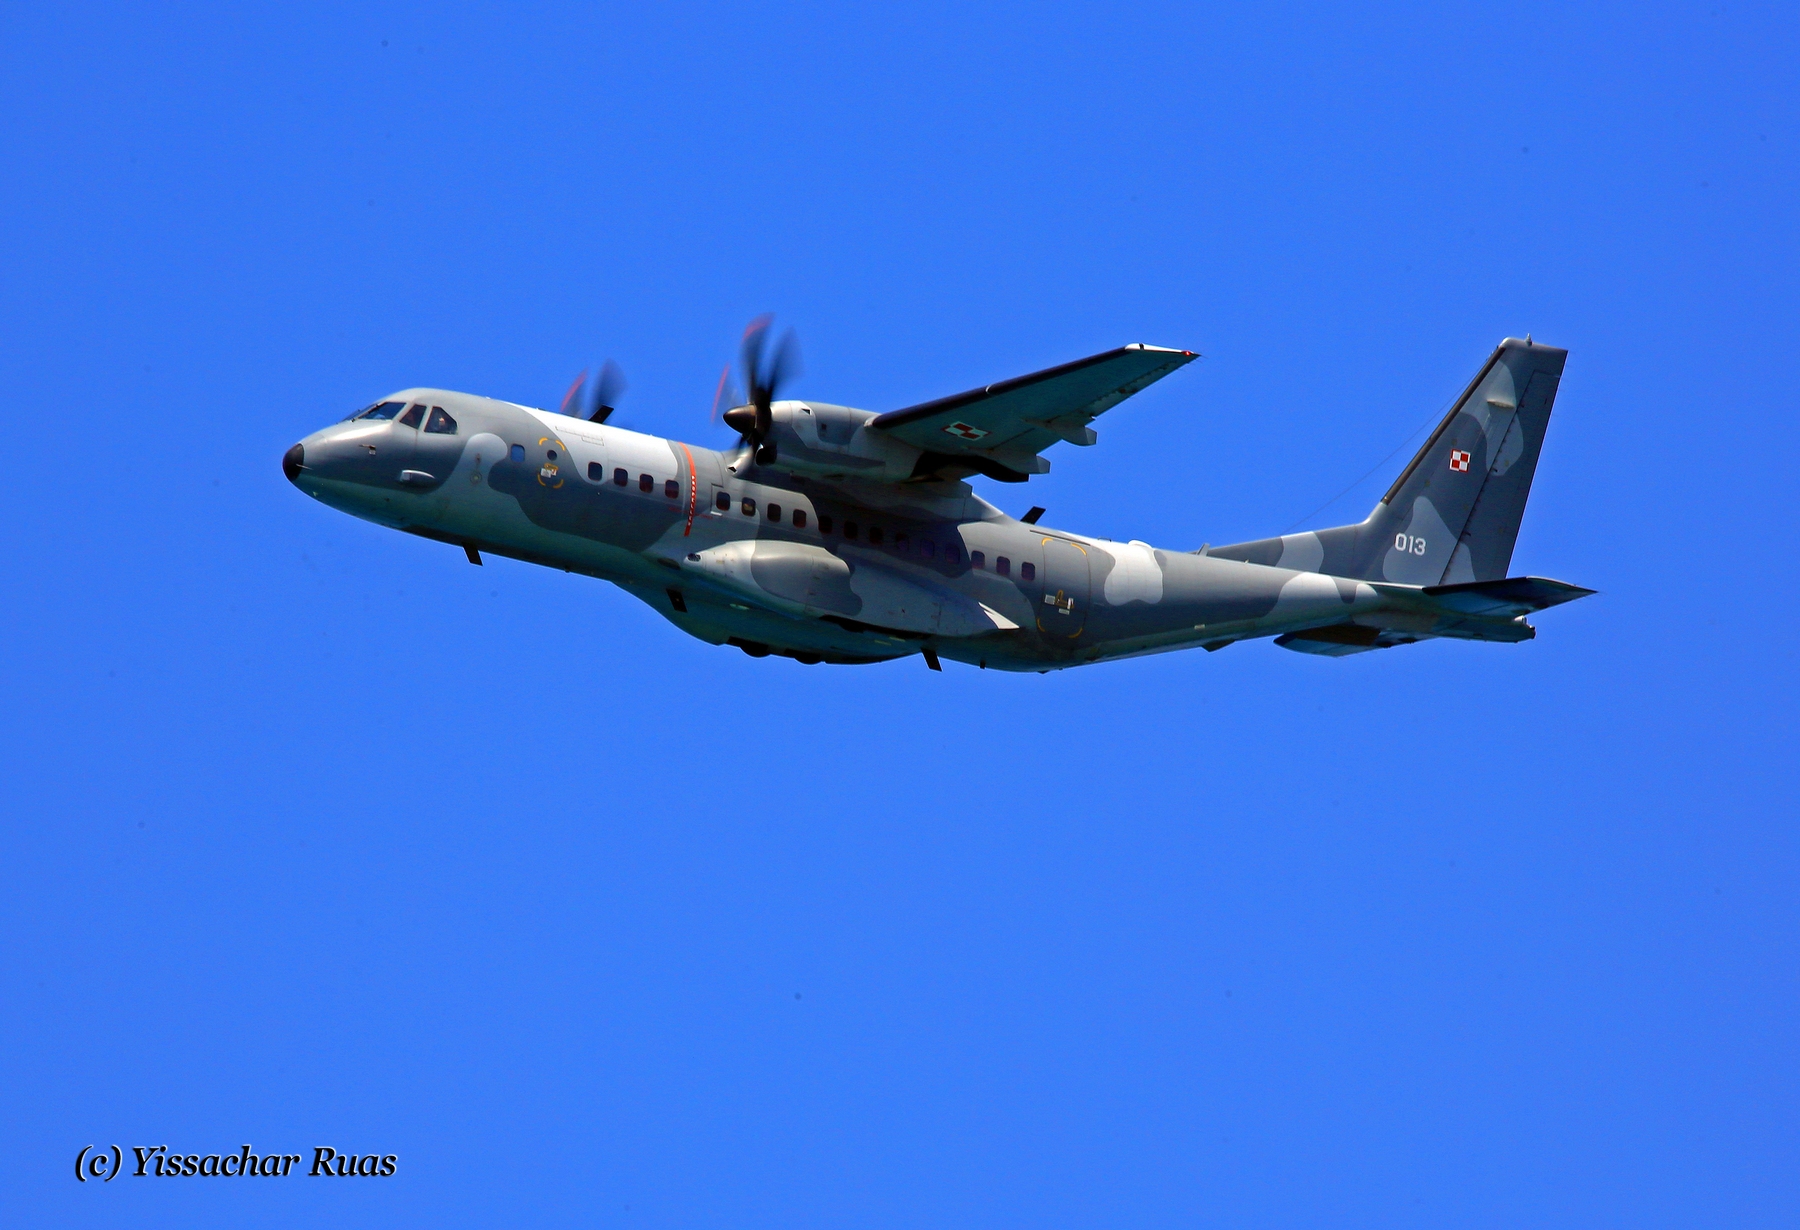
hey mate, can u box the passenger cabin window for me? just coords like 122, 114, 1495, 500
843, 521, 858, 540
818, 514, 833, 534
741, 497, 756, 516
510, 444, 526, 462
768, 504, 781, 522
792, 510, 807, 529
944, 544, 961, 564
398, 404, 425, 428
588, 462, 604, 481
639, 473, 654, 493
614, 467, 628, 486
664, 479, 679, 499
1021, 561, 1036, 581
715, 491, 730, 511
868, 526, 883, 545
996, 557, 1011, 576
893, 533, 908, 554
424, 407, 457, 434
359, 401, 406, 420
920, 540, 935, 559
971, 551, 985, 569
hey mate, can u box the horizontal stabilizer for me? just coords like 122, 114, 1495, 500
1276, 574, 1589, 658
1275, 625, 1384, 657
1413, 575, 1595, 618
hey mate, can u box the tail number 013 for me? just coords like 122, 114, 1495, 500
1394, 533, 1427, 556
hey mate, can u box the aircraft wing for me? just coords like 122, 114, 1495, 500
868, 343, 1197, 483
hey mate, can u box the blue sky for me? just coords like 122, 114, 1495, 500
2, 2, 1795, 1226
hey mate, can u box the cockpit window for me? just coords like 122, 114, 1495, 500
358, 401, 407, 420
398, 404, 425, 428
424, 407, 457, 434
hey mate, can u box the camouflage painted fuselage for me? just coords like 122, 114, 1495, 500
285, 338, 1581, 670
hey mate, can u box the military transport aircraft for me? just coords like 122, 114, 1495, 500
283, 319, 1591, 671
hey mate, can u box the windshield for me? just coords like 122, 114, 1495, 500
357, 401, 407, 421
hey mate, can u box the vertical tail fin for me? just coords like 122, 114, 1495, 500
1211, 338, 1568, 584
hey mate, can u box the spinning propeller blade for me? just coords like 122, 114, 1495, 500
561, 359, 627, 423
709, 363, 738, 425
721, 315, 800, 464
559, 370, 588, 418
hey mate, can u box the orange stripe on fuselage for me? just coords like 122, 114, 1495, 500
680, 443, 698, 536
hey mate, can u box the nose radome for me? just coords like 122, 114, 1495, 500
283, 443, 304, 483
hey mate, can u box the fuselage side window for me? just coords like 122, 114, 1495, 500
715, 491, 730, 510
741, 497, 756, 516
868, 526, 883, 545
893, 533, 908, 554
425, 407, 457, 434
768, 504, 781, 522
996, 557, 1010, 576
588, 462, 604, 481
792, 509, 807, 529
510, 444, 526, 461
920, 540, 935, 559
818, 514, 833, 534
1021, 561, 1036, 581
614, 467, 629, 486
971, 550, 985, 569
639, 473, 654, 493
843, 521, 858, 540
398, 404, 425, 428
664, 479, 679, 498
944, 544, 961, 564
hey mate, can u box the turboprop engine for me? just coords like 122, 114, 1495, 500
722, 400, 920, 483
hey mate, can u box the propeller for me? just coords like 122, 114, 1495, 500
709, 362, 740, 427
721, 314, 799, 465
559, 358, 627, 423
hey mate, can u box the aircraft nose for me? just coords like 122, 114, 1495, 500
283, 442, 305, 483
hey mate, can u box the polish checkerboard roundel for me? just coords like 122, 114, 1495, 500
943, 421, 989, 441
1449, 449, 1471, 472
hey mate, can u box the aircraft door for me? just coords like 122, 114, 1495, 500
1036, 536, 1091, 639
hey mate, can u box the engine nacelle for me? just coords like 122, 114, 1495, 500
747, 401, 922, 483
